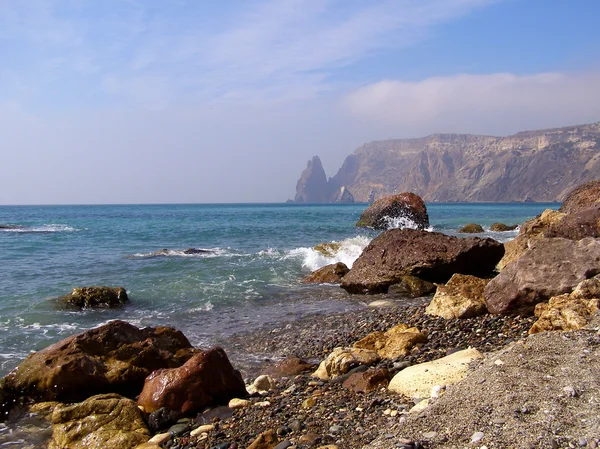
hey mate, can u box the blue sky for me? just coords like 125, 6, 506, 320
1, 0, 599, 204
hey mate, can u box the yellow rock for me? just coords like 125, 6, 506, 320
425, 274, 489, 319
529, 294, 599, 334
190, 424, 215, 437
228, 398, 250, 409
312, 347, 379, 380
354, 324, 427, 359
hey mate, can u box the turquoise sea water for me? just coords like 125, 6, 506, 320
0, 202, 558, 376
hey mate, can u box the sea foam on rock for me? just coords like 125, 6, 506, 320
356, 192, 429, 230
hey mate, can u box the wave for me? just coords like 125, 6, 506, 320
0, 223, 80, 233
381, 215, 433, 231
128, 247, 233, 259
286, 235, 372, 271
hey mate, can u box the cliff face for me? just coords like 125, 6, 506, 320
295, 122, 600, 202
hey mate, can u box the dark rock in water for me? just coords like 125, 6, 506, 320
388, 276, 436, 298
560, 179, 600, 214
150, 248, 214, 257
60, 286, 128, 309
459, 223, 484, 233
302, 263, 349, 284
356, 193, 429, 230
485, 237, 600, 315
0, 224, 25, 230
0, 320, 194, 407
137, 347, 247, 416
147, 407, 181, 433
183, 248, 213, 254
490, 222, 518, 232
340, 229, 504, 294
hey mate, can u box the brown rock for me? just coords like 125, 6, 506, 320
529, 294, 599, 334
459, 223, 484, 233
545, 206, 600, 240
0, 320, 193, 404
356, 193, 429, 230
342, 368, 391, 393
137, 347, 246, 416
247, 429, 279, 449
571, 274, 600, 299
340, 229, 504, 294
490, 222, 518, 232
49, 393, 150, 449
354, 324, 427, 359
262, 356, 316, 378
560, 179, 600, 214
312, 347, 380, 380
485, 238, 600, 315
388, 276, 436, 298
61, 286, 128, 308
425, 274, 489, 319
302, 262, 349, 284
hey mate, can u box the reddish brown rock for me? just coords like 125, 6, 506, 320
485, 237, 600, 315
302, 263, 349, 284
247, 429, 279, 449
356, 193, 429, 230
137, 347, 247, 416
560, 179, 600, 214
0, 320, 194, 404
545, 206, 600, 240
342, 368, 391, 393
262, 357, 316, 378
340, 229, 504, 294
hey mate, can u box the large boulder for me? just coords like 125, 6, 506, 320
340, 229, 504, 294
0, 320, 194, 405
60, 286, 128, 308
312, 347, 380, 380
485, 238, 600, 315
356, 193, 429, 230
49, 393, 150, 449
302, 262, 349, 284
560, 179, 600, 214
137, 347, 247, 416
353, 324, 427, 359
425, 274, 489, 319
545, 205, 600, 240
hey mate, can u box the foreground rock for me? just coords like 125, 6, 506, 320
341, 229, 504, 294
356, 193, 429, 230
60, 286, 128, 309
560, 179, 600, 213
426, 274, 489, 319
49, 393, 150, 449
0, 320, 194, 405
312, 347, 380, 380
137, 347, 247, 416
388, 276, 436, 298
354, 324, 427, 359
302, 263, 349, 284
485, 238, 600, 315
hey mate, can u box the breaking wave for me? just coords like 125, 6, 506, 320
285, 235, 371, 271
0, 224, 79, 233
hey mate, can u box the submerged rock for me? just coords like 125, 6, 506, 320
459, 223, 484, 233
356, 193, 429, 230
60, 286, 128, 309
303, 262, 349, 284
490, 222, 518, 232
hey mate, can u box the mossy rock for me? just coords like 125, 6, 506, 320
459, 223, 484, 233
490, 222, 518, 232
61, 286, 128, 309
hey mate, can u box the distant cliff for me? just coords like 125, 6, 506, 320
293, 122, 600, 202
294, 156, 355, 203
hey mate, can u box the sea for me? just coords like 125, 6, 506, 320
0, 202, 559, 377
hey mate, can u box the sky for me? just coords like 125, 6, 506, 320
1, 0, 600, 204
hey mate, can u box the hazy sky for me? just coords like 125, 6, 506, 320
1, 0, 600, 204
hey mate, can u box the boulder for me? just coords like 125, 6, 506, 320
529, 295, 599, 334
388, 348, 483, 399
342, 368, 391, 393
312, 347, 380, 380
490, 223, 518, 232
485, 238, 600, 315
459, 223, 484, 233
61, 286, 128, 309
263, 357, 316, 378
137, 347, 247, 416
48, 393, 150, 449
425, 274, 489, 319
0, 320, 194, 404
356, 193, 429, 230
340, 229, 504, 294
302, 263, 349, 284
353, 324, 427, 359
545, 206, 600, 240
388, 276, 436, 298
560, 179, 600, 214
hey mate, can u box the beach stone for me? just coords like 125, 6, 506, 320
263, 356, 316, 377
425, 274, 489, 319
247, 429, 279, 449
228, 398, 250, 409
342, 368, 391, 393
0, 320, 194, 404
190, 424, 215, 437
303, 262, 349, 284
529, 294, 599, 334
312, 347, 380, 380
48, 393, 150, 449
367, 299, 396, 308
560, 179, 600, 214
273, 441, 293, 449
459, 223, 484, 233
137, 347, 246, 416
133, 444, 161, 449
253, 375, 277, 392
388, 276, 437, 298
353, 324, 427, 359
485, 237, 600, 315
147, 407, 180, 433
60, 286, 128, 309
341, 229, 504, 294
409, 399, 430, 414
388, 348, 483, 398
490, 222, 518, 232
148, 433, 171, 445
356, 192, 429, 230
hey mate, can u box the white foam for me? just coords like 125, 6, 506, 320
129, 247, 231, 259
381, 215, 433, 231
286, 235, 371, 271
1, 223, 79, 233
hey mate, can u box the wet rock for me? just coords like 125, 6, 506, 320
312, 347, 380, 380
425, 274, 489, 319
529, 294, 599, 334
490, 222, 518, 232
262, 356, 316, 378
60, 286, 128, 309
353, 324, 427, 359
314, 242, 341, 257
485, 238, 600, 315
137, 347, 246, 416
303, 263, 349, 284
147, 407, 181, 433
0, 320, 194, 404
560, 179, 600, 214
356, 193, 429, 230
388, 276, 436, 298
342, 368, 391, 393
459, 223, 484, 233
48, 393, 150, 449
341, 229, 504, 294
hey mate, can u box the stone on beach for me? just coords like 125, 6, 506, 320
312, 347, 380, 380
387, 276, 436, 298
342, 368, 391, 393
60, 286, 128, 309
302, 262, 349, 284
262, 356, 316, 378
355, 192, 429, 230
425, 274, 489, 319
353, 324, 427, 359
340, 229, 504, 294
137, 347, 247, 415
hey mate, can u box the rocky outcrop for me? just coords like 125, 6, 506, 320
425, 274, 489, 319
0, 320, 194, 405
485, 238, 600, 315
312, 347, 380, 380
559, 179, 600, 213
294, 122, 600, 202
49, 393, 150, 449
293, 156, 355, 203
356, 193, 429, 230
60, 286, 128, 309
302, 262, 349, 284
353, 324, 427, 359
340, 229, 504, 294
529, 295, 599, 334
137, 347, 246, 416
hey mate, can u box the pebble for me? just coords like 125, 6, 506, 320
168, 423, 190, 437
329, 425, 342, 434
422, 431, 438, 440
228, 398, 250, 409
564, 386, 578, 397
190, 424, 215, 437
273, 441, 293, 449
302, 397, 317, 409
471, 431, 484, 443
148, 433, 171, 445
254, 401, 271, 408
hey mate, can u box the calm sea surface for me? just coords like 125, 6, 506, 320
0, 202, 558, 376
